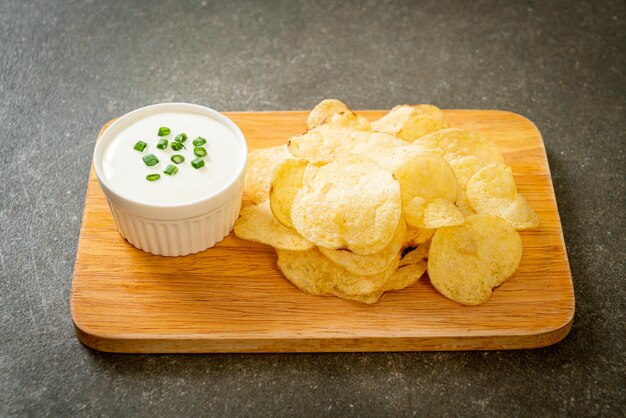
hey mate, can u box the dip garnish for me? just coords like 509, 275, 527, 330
191, 158, 205, 169
193, 136, 207, 146
158, 127, 171, 136
171, 154, 185, 164
164, 164, 179, 176
146, 174, 160, 182
156, 138, 168, 150
194, 147, 207, 157
134, 141, 147, 152
142, 154, 159, 166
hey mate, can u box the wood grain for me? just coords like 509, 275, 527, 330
70, 109, 574, 353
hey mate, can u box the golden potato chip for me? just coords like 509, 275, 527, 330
276, 247, 399, 304
288, 127, 404, 163
234, 201, 314, 251
269, 159, 309, 228
466, 163, 540, 230
414, 128, 505, 166
287, 125, 353, 163
392, 153, 463, 228
306, 99, 350, 129
428, 214, 523, 305
371, 105, 448, 141
244, 145, 293, 204
291, 156, 402, 254
319, 218, 406, 275
455, 189, 475, 216
403, 225, 434, 247
384, 259, 427, 291
307, 99, 371, 131
400, 241, 431, 267
447, 155, 489, 189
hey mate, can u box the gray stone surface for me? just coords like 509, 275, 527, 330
0, 0, 624, 416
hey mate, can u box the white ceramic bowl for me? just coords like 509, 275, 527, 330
93, 103, 247, 256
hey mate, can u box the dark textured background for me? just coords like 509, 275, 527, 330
1, 0, 624, 416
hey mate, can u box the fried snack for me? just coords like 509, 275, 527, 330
428, 214, 523, 305
288, 127, 404, 163
276, 247, 400, 304
233, 201, 314, 251
291, 156, 402, 254
466, 163, 540, 230
244, 145, 293, 204
392, 153, 464, 228
383, 260, 427, 291
307, 99, 370, 131
403, 225, 435, 247
269, 159, 309, 228
319, 218, 406, 275
372, 104, 448, 141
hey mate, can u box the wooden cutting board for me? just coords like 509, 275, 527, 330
70, 109, 574, 353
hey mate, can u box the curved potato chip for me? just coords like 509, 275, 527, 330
234, 201, 314, 251
392, 153, 463, 228
291, 156, 402, 254
307, 99, 371, 131
455, 189, 475, 216
399, 241, 430, 266
307, 99, 350, 129
414, 128, 505, 167
372, 105, 448, 141
428, 214, 523, 305
403, 225, 434, 247
319, 218, 406, 275
287, 125, 353, 163
244, 145, 293, 204
288, 128, 403, 163
269, 159, 309, 228
384, 260, 427, 291
466, 163, 540, 230
276, 247, 399, 304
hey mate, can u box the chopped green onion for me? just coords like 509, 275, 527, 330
171, 154, 185, 164
163, 164, 178, 176
156, 138, 168, 149
194, 147, 207, 157
134, 140, 147, 152
158, 127, 171, 136
171, 141, 185, 151
192, 136, 207, 146
142, 154, 159, 166
175, 133, 187, 143
191, 158, 205, 169
146, 174, 160, 182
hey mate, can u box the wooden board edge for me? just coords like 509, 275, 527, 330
72, 313, 574, 354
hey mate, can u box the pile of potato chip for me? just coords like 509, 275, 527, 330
235, 100, 539, 305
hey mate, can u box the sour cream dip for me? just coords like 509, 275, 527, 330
93, 103, 247, 256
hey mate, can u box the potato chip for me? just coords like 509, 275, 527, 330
276, 247, 400, 304
399, 241, 430, 267
287, 125, 353, 163
234, 201, 314, 251
288, 127, 404, 163
428, 214, 523, 305
466, 163, 540, 230
244, 145, 293, 204
384, 259, 427, 291
307, 99, 349, 129
403, 225, 434, 247
319, 218, 406, 275
371, 105, 448, 141
269, 159, 309, 228
291, 156, 402, 254
324, 111, 371, 131
414, 128, 505, 166
392, 153, 464, 228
